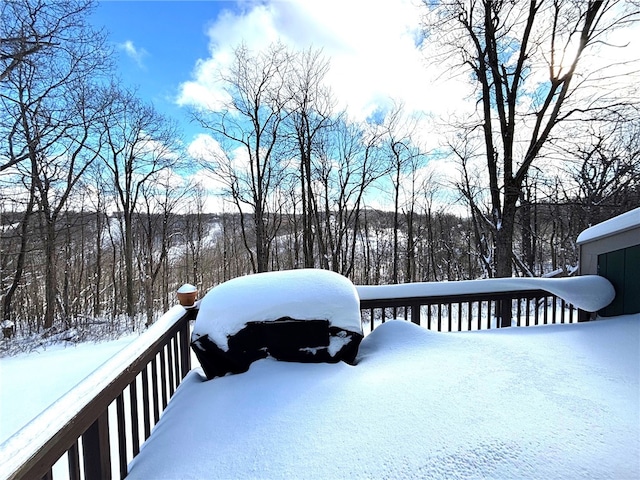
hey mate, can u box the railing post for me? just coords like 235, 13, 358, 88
82, 410, 111, 480
180, 315, 191, 379
578, 309, 590, 322
410, 304, 420, 325
497, 297, 512, 328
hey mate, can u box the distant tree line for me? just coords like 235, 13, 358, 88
1, 0, 638, 338
2, 195, 637, 337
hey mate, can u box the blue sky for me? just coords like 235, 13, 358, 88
89, 0, 454, 212
89, 1, 639, 212
92, 1, 232, 140
90, 0, 453, 146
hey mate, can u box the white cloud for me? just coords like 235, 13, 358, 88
176, 0, 474, 124
119, 40, 148, 68
187, 133, 227, 164
177, 1, 639, 214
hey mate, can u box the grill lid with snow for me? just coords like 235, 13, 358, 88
191, 269, 364, 380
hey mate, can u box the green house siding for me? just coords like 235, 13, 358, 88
598, 244, 640, 316
624, 244, 640, 313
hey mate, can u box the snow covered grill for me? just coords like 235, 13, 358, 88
191, 269, 364, 380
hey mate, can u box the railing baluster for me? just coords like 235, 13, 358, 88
151, 356, 160, 424
82, 410, 111, 480
181, 316, 192, 378
129, 379, 140, 456
447, 303, 452, 332
142, 364, 151, 440
68, 440, 80, 480
160, 347, 168, 410
411, 303, 420, 325
167, 340, 176, 397
544, 297, 549, 324
172, 335, 180, 390
116, 393, 128, 479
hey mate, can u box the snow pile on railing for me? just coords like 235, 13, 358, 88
357, 275, 615, 313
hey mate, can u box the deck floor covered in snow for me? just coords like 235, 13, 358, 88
127, 315, 639, 479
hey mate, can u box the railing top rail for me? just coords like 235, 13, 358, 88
0, 305, 191, 480
356, 275, 614, 312
358, 289, 553, 308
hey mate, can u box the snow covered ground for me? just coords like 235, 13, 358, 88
126, 313, 639, 480
0, 335, 136, 445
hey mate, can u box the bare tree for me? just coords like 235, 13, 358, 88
379, 102, 426, 283
99, 86, 183, 325
0, 0, 68, 82
29, 82, 107, 329
559, 117, 640, 225
0, 0, 109, 171
193, 42, 292, 273
284, 47, 336, 268
182, 183, 207, 286
315, 118, 388, 276
449, 131, 494, 278
137, 171, 186, 326
0, 0, 110, 329
424, 0, 639, 280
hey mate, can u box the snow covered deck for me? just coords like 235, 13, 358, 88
127, 272, 635, 479
1, 271, 633, 479
127, 314, 639, 479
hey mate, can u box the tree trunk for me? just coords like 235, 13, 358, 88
494, 191, 519, 326
392, 165, 400, 284
255, 209, 269, 273
94, 211, 103, 318
43, 219, 57, 329
2, 187, 35, 324
124, 212, 135, 325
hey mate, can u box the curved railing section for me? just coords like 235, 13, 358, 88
357, 275, 614, 332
